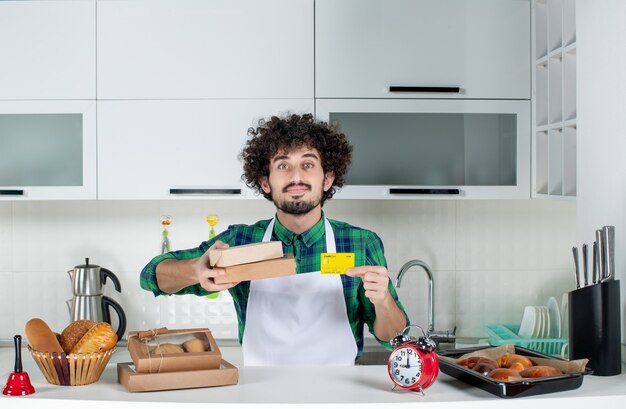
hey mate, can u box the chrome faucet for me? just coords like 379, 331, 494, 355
395, 259, 435, 334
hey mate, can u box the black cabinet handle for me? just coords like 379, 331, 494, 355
0, 190, 24, 196
169, 188, 241, 195
389, 86, 461, 93
389, 188, 460, 195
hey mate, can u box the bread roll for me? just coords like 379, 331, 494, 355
151, 343, 185, 355
520, 365, 562, 378
496, 353, 533, 372
488, 368, 521, 382
183, 338, 208, 353
24, 318, 64, 354
472, 358, 498, 376
70, 322, 117, 354
60, 320, 96, 354
456, 356, 481, 369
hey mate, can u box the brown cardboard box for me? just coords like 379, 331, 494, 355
209, 241, 283, 267
127, 328, 221, 373
117, 359, 238, 392
213, 254, 296, 284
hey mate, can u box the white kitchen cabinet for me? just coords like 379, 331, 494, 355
97, 99, 314, 200
97, 0, 313, 100
316, 99, 531, 199
315, 0, 531, 100
0, 0, 95, 100
0, 100, 97, 200
532, 0, 576, 198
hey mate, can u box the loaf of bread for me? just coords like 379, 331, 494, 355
520, 365, 562, 378
25, 318, 64, 354
151, 343, 185, 355
70, 322, 117, 354
60, 320, 96, 354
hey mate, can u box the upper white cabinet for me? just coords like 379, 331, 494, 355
0, 0, 96, 100
0, 100, 97, 200
317, 99, 531, 199
315, 0, 530, 100
97, 99, 314, 200
97, 0, 314, 100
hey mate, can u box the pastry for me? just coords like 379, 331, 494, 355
488, 368, 521, 382
70, 322, 117, 354
520, 365, 562, 378
151, 343, 185, 355
496, 353, 533, 372
60, 320, 96, 354
472, 358, 499, 376
183, 338, 208, 353
24, 318, 64, 354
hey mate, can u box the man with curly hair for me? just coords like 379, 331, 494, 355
141, 113, 408, 366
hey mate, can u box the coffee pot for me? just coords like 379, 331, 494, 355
66, 258, 127, 340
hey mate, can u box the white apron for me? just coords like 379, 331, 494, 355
241, 217, 358, 366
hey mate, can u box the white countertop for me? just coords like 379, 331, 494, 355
1, 346, 625, 409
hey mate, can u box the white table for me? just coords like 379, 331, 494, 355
1, 347, 625, 409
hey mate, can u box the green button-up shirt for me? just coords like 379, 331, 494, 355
140, 213, 408, 357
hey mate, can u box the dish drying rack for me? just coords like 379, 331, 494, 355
484, 324, 568, 356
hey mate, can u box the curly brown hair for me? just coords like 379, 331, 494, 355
241, 113, 352, 205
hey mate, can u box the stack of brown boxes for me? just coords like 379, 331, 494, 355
118, 328, 238, 392
210, 241, 296, 284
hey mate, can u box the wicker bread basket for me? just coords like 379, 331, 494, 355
28, 346, 115, 386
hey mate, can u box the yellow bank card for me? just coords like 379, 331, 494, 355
320, 253, 355, 274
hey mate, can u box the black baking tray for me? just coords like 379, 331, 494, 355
438, 345, 592, 398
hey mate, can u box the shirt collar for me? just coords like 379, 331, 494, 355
273, 212, 326, 247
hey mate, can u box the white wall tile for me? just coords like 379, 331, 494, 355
325, 200, 456, 272
0, 272, 15, 338
455, 268, 572, 337
3, 199, 576, 342
0, 202, 12, 272
12, 270, 72, 336
456, 200, 576, 271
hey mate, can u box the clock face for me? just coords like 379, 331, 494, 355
388, 346, 423, 388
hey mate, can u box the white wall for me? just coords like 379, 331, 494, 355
576, 0, 626, 346
0, 199, 575, 341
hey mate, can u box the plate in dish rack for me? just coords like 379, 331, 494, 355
547, 296, 561, 338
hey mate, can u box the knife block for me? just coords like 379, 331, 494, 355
568, 279, 621, 376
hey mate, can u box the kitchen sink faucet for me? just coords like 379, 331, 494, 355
395, 260, 456, 345
395, 259, 435, 334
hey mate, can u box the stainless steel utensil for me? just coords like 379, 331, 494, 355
592, 241, 599, 284
572, 246, 580, 289
601, 225, 615, 282
582, 244, 589, 287
595, 229, 605, 280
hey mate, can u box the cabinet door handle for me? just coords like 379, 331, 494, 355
389, 188, 460, 195
169, 188, 241, 195
0, 189, 24, 196
389, 86, 461, 93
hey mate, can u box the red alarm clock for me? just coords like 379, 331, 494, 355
387, 325, 439, 394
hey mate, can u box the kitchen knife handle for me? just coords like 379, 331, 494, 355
582, 244, 589, 287
602, 225, 615, 282
389, 86, 461, 93
169, 188, 241, 195
572, 246, 580, 289
389, 188, 460, 195
596, 229, 605, 280
0, 189, 24, 196
592, 241, 598, 284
